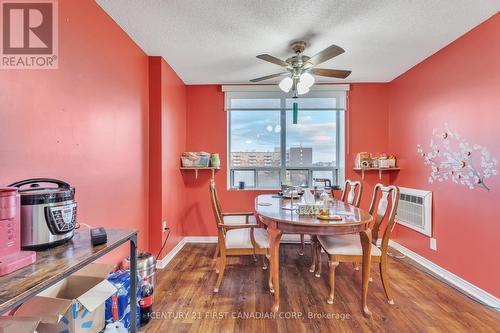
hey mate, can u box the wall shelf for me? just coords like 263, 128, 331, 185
180, 166, 220, 179
353, 167, 400, 180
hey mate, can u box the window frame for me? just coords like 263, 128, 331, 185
226, 88, 346, 190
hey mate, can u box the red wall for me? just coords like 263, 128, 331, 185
148, 57, 187, 257
346, 84, 391, 208
1, 0, 497, 299
388, 13, 500, 297
0, 0, 149, 260
184, 84, 390, 236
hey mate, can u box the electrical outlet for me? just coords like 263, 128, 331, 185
430, 238, 437, 251
162, 221, 168, 232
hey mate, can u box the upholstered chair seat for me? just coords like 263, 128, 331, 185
317, 234, 381, 257
225, 228, 270, 249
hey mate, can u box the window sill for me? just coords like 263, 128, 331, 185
227, 188, 279, 192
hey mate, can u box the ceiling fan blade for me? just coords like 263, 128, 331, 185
310, 68, 352, 79
249, 72, 288, 82
307, 44, 345, 66
256, 54, 289, 67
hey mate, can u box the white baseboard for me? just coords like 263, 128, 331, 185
389, 240, 500, 310
156, 238, 187, 269
183, 236, 218, 243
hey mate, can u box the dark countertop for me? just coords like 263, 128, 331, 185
0, 228, 136, 314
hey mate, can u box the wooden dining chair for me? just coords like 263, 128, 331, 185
212, 178, 257, 260
316, 183, 400, 305
209, 179, 273, 293
340, 179, 363, 207
309, 180, 363, 276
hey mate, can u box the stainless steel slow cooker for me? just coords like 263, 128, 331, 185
8, 178, 76, 250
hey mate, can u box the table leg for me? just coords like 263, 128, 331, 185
130, 234, 138, 332
309, 235, 317, 273
268, 227, 282, 312
299, 234, 305, 256
359, 228, 372, 317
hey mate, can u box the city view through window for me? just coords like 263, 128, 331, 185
229, 109, 338, 188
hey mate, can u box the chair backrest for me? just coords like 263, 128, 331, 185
340, 180, 362, 207
367, 184, 400, 255
209, 179, 224, 229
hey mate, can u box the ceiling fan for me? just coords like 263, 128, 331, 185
250, 41, 351, 97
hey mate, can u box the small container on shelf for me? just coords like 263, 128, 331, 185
211, 153, 220, 168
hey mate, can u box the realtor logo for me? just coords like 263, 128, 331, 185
1, 0, 58, 69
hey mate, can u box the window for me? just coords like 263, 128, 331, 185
225, 87, 347, 189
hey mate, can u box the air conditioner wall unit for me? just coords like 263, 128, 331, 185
395, 187, 432, 237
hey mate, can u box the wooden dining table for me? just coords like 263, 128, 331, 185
255, 194, 374, 316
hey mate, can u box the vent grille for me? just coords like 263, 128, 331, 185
395, 187, 432, 236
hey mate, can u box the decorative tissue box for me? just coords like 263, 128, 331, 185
297, 203, 322, 215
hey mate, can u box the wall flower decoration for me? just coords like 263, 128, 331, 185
417, 124, 498, 191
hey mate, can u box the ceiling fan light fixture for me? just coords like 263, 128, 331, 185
279, 77, 293, 93
251, 41, 350, 98
297, 81, 310, 95
299, 72, 315, 88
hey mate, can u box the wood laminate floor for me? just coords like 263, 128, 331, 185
143, 244, 500, 333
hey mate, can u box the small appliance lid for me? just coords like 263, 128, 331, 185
0, 187, 17, 197
8, 178, 75, 205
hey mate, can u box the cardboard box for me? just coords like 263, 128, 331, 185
0, 316, 40, 333
379, 158, 396, 168
14, 264, 116, 333
355, 152, 371, 168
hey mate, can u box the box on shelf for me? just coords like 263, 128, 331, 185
379, 158, 396, 168
14, 264, 116, 333
354, 152, 371, 168
181, 152, 211, 167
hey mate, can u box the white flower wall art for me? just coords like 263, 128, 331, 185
417, 124, 498, 191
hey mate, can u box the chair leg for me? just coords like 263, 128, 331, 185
214, 253, 226, 293
327, 258, 339, 304
352, 262, 360, 271
298, 234, 305, 256
262, 255, 268, 270
309, 235, 317, 273
315, 242, 322, 278
267, 255, 274, 293
380, 260, 394, 304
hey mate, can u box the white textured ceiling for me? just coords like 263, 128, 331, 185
96, 0, 499, 84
